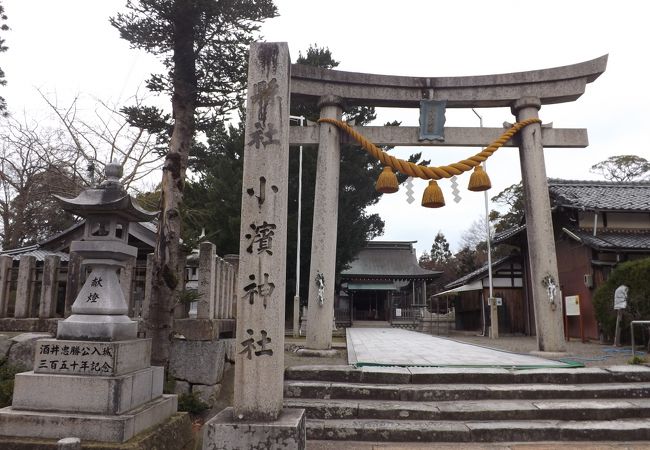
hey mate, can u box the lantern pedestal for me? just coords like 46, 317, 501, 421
57, 314, 138, 341
57, 261, 138, 341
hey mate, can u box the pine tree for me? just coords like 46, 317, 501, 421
430, 231, 452, 267
111, 0, 277, 366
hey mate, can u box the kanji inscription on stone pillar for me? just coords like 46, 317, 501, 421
233, 42, 290, 421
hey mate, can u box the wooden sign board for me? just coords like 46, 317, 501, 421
565, 295, 580, 316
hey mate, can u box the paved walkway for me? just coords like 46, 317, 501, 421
347, 328, 573, 368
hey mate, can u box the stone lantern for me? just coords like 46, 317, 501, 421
0, 163, 189, 446
55, 161, 157, 341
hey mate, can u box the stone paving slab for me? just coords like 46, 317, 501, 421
285, 380, 650, 402
286, 397, 650, 421
307, 418, 650, 442
307, 418, 471, 442
285, 365, 650, 385
347, 328, 576, 368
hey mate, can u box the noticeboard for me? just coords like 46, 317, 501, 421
565, 295, 580, 316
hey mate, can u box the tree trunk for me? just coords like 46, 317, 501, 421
145, 0, 197, 367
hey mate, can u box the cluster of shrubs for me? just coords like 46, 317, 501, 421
593, 257, 650, 344
0, 358, 24, 408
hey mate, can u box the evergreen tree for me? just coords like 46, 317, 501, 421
453, 245, 482, 277
111, 0, 277, 366
420, 231, 455, 294
430, 231, 452, 267
183, 115, 245, 255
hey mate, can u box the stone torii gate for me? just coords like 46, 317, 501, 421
292, 54, 607, 354
203, 42, 606, 449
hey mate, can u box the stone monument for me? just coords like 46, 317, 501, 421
0, 163, 188, 446
202, 42, 306, 450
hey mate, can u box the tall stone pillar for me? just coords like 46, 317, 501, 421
119, 258, 135, 316
217, 258, 226, 319
39, 255, 61, 318
224, 254, 239, 319
213, 258, 222, 319
141, 253, 155, 322
0, 255, 13, 317
512, 97, 566, 353
306, 95, 343, 350
14, 255, 36, 318
64, 252, 82, 317
232, 41, 290, 420
197, 242, 216, 319
204, 42, 305, 450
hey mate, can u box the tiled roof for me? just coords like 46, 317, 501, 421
492, 224, 526, 244
0, 244, 70, 262
444, 255, 514, 289
548, 179, 650, 212
493, 223, 650, 251
341, 241, 440, 280
563, 227, 650, 251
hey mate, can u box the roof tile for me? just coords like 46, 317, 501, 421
549, 179, 650, 211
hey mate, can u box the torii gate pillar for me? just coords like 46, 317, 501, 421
513, 97, 566, 353
305, 95, 343, 350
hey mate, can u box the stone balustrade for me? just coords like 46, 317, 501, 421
0, 246, 237, 335
194, 242, 236, 321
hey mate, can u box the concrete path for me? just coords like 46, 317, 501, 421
346, 328, 573, 368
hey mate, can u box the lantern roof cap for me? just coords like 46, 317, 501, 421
54, 162, 157, 222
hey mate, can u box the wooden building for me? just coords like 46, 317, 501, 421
436, 255, 528, 335
337, 241, 440, 327
494, 179, 650, 340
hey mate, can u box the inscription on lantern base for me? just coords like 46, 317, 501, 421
34, 338, 151, 377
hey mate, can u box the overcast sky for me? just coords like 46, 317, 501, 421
2, 0, 649, 256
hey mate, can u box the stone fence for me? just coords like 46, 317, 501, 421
0, 243, 237, 334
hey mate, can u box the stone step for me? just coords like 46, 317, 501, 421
284, 380, 650, 401
285, 397, 650, 421
305, 418, 650, 442
285, 364, 650, 385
